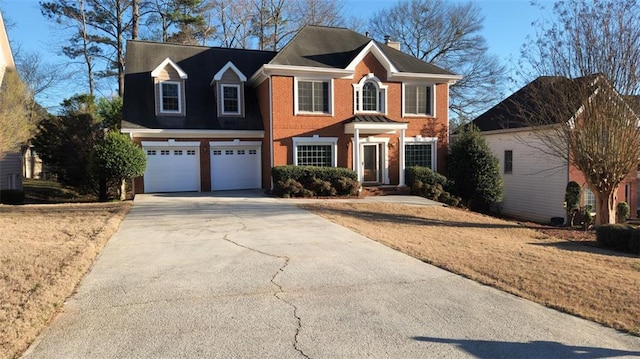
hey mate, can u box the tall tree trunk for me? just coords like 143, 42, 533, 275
116, 0, 125, 97
595, 189, 616, 226
79, 0, 95, 97
132, 0, 139, 39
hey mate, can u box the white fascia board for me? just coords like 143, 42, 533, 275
121, 128, 265, 139
389, 72, 462, 84
211, 61, 247, 85
346, 41, 398, 74
259, 64, 354, 79
141, 140, 201, 147
151, 58, 188, 79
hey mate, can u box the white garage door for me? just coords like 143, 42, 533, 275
211, 145, 261, 190
143, 146, 200, 193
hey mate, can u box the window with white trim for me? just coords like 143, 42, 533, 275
404, 138, 437, 170
221, 84, 240, 114
293, 137, 338, 167
584, 187, 596, 209
354, 75, 387, 113
296, 79, 331, 114
160, 81, 180, 113
504, 150, 513, 174
404, 84, 434, 116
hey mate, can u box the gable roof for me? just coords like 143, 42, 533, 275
470, 75, 598, 132
122, 41, 276, 131
268, 25, 458, 79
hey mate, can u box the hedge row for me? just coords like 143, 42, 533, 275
405, 166, 460, 207
0, 190, 25, 205
272, 165, 360, 198
595, 224, 640, 254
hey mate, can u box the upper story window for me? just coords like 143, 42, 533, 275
504, 150, 513, 174
295, 78, 332, 115
222, 84, 240, 115
160, 81, 181, 113
404, 84, 434, 116
212, 61, 247, 118
354, 74, 387, 114
151, 58, 188, 116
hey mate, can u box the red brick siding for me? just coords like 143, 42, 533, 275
269, 51, 450, 183
568, 163, 637, 217
256, 79, 272, 188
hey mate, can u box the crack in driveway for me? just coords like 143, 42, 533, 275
222, 232, 310, 358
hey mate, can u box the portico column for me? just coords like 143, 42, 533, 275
354, 128, 361, 183
399, 128, 406, 186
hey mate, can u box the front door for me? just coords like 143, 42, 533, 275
363, 143, 380, 183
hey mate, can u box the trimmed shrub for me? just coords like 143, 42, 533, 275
0, 190, 25, 204
596, 224, 640, 254
406, 166, 461, 206
448, 126, 503, 212
616, 201, 630, 223
271, 166, 359, 197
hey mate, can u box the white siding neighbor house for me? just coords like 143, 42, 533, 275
0, 11, 22, 191
470, 75, 637, 223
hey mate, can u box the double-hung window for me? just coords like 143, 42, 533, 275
297, 80, 330, 114
404, 84, 434, 116
221, 84, 240, 115
293, 137, 338, 167
404, 137, 437, 171
160, 81, 180, 113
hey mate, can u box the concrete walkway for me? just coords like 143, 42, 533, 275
22, 193, 640, 358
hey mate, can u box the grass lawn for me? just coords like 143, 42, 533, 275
0, 202, 130, 359
301, 202, 640, 336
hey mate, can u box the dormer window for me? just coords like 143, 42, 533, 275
151, 58, 188, 116
212, 61, 247, 117
221, 84, 240, 115
354, 74, 387, 114
160, 81, 180, 112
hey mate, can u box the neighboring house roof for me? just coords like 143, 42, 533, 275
470, 75, 600, 132
122, 41, 276, 131
270, 25, 455, 76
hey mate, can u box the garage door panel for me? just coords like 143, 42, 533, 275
144, 147, 200, 193
211, 146, 261, 191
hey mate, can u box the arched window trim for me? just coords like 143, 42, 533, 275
353, 74, 387, 114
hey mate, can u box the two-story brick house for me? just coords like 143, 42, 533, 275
122, 26, 461, 193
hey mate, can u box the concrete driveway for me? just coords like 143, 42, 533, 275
22, 193, 640, 358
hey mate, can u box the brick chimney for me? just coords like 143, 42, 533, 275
384, 35, 401, 51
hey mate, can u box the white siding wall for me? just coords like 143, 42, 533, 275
484, 130, 568, 223
0, 152, 23, 190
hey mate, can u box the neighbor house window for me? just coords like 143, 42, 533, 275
296, 79, 330, 114
221, 84, 240, 114
354, 75, 387, 113
160, 81, 180, 113
404, 139, 437, 170
293, 137, 338, 167
504, 150, 513, 174
584, 187, 596, 209
404, 84, 433, 116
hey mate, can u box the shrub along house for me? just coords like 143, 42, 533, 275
121, 26, 461, 193
470, 75, 637, 223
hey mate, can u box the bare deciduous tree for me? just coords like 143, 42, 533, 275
369, 0, 505, 120
515, 0, 640, 225
0, 70, 39, 157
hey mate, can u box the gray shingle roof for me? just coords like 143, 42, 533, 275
345, 114, 406, 124
470, 75, 598, 132
270, 25, 455, 76
122, 41, 276, 130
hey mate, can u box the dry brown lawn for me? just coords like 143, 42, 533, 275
302, 202, 640, 336
0, 202, 130, 359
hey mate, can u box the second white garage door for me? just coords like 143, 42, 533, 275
210, 144, 261, 191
